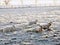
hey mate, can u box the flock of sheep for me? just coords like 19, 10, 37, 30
0, 19, 53, 33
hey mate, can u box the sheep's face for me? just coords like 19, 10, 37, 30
48, 22, 52, 26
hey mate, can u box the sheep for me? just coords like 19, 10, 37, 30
3, 25, 16, 33
29, 19, 38, 25
40, 22, 52, 30
27, 25, 43, 33
35, 26, 43, 33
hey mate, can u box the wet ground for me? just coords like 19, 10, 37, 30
0, 6, 60, 45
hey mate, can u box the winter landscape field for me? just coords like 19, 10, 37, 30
0, 6, 60, 45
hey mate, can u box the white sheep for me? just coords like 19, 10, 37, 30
40, 22, 52, 30
3, 25, 16, 33
29, 19, 38, 25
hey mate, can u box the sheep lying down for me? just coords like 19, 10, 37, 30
0, 25, 16, 32
0, 23, 28, 33
40, 22, 52, 30
28, 20, 38, 25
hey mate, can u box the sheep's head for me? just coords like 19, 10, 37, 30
48, 22, 52, 26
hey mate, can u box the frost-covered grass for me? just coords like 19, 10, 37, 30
0, 10, 60, 33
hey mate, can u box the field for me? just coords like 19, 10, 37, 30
0, 7, 60, 45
